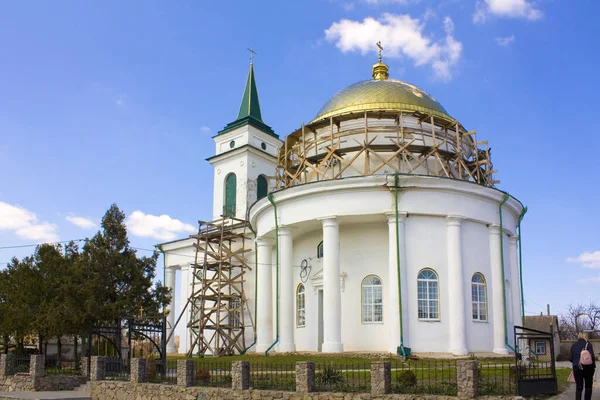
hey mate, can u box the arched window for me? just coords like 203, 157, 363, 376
297, 284, 306, 327
317, 241, 323, 259
257, 175, 268, 201
362, 275, 383, 323
417, 269, 439, 320
472, 273, 487, 321
224, 173, 236, 217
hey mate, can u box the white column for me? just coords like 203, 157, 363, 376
180, 264, 190, 355
509, 236, 522, 327
386, 213, 408, 354
256, 238, 274, 353
165, 266, 178, 354
447, 216, 468, 355
278, 226, 296, 352
320, 217, 343, 353
489, 224, 508, 354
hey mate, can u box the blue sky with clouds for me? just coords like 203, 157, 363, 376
0, 0, 599, 316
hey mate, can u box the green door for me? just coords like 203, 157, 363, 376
225, 173, 236, 217
257, 175, 268, 201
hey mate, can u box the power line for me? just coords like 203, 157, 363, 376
0, 239, 85, 250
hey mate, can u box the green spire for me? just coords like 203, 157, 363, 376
217, 62, 277, 137
237, 63, 263, 122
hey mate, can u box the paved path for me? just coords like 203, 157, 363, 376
0, 392, 90, 400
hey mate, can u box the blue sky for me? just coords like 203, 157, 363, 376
0, 0, 599, 317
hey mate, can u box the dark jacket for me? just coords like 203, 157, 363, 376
570, 338, 596, 370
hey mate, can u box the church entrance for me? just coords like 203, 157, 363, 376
317, 290, 324, 352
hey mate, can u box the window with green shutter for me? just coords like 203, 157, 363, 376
257, 175, 268, 201
224, 173, 237, 217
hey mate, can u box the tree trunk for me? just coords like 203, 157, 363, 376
57, 336, 62, 370
2, 335, 8, 354
38, 334, 43, 354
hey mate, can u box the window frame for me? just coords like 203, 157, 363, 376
361, 275, 384, 324
535, 341, 546, 355
417, 268, 440, 321
296, 284, 306, 328
257, 174, 268, 201
471, 273, 488, 322
224, 173, 237, 217
317, 241, 323, 259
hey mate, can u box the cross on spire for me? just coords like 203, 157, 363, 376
376, 41, 383, 63
247, 48, 257, 65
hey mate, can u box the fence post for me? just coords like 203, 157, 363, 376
0, 354, 14, 377
457, 359, 478, 399
296, 362, 315, 393
177, 360, 194, 387
130, 358, 148, 383
90, 356, 106, 381
29, 355, 45, 391
79, 356, 89, 377
371, 361, 391, 395
231, 361, 250, 390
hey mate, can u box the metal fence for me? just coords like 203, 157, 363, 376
477, 360, 515, 396
44, 358, 80, 376
193, 360, 232, 388
313, 360, 371, 393
390, 359, 458, 396
147, 359, 177, 385
104, 358, 130, 381
249, 361, 296, 391
13, 355, 30, 374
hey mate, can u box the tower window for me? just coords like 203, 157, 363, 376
224, 173, 237, 217
257, 175, 268, 201
229, 140, 235, 149
261, 142, 267, 151
317, 241, 323, 259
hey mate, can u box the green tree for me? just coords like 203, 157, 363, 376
79, 204, 171, 326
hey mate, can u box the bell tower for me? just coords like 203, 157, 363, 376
207, 59, 282, 220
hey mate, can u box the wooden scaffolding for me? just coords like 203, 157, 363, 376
276, 110, 498, 189
186, 216, 252, 357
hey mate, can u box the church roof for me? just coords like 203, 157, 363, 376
310, 57, 453, 124
217, 63, 277, 137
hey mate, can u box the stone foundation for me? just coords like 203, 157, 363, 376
90, 381, 519, 400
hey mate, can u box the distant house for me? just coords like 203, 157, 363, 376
524, 315, 561, 361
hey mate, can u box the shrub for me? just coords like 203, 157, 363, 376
195, 368, 211, 384
316, 365, 345, 385
395, 370, 417, 387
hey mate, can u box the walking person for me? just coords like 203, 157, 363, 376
570, 332, 596, 400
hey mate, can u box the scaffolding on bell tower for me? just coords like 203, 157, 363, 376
185, 216, 253, 357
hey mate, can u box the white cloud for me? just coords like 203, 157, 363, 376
325, 13, 463, 81
567, 251, 600, 269
199, 126, 211, 133
495, 35, 515, 46
474, 0, 543, 24
126, 211, 196, 241
66, 216, 97, 229
0, 202, 59, 242
577, 276, 600, 285
364, 0, 419, 4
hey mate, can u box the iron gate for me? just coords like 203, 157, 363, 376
514, 325, 558, 396
88, 317, 166, 378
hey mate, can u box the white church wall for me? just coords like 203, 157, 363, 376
404, 215, 449, 353
339, 223, 388, 351
462, 220, 495, 352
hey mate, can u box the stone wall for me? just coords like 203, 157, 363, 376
38, 375, 88, 391
0, 374, 35, 392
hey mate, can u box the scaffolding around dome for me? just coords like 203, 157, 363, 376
276, 109, 498, 189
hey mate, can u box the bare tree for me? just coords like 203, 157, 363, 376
559, 302, 600, 340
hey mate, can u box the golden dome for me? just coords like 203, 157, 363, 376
311, 66, 451, 123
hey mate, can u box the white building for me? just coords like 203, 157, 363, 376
158, 55, 526, 357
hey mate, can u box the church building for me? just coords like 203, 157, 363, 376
158, 50, 526, 357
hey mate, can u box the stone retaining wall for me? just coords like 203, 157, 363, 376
38, 375, 88, 391
0, 374, 35, 392
90, 381, 518, 400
